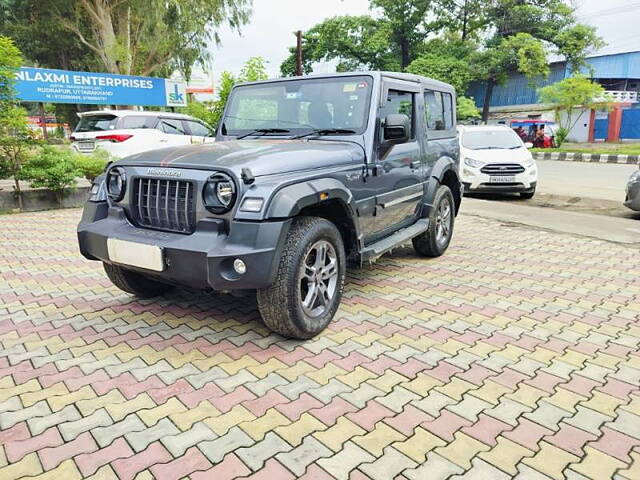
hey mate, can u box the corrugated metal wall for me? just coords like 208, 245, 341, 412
467, 51, 640, 108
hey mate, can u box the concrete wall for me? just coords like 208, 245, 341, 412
561, 109, 591, 143
0, 187, 90, 213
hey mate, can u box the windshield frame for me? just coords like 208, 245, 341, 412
462, 129, 524, 150
220, 74, 375, 138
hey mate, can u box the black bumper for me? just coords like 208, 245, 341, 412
463, 181, 537, 194
77, 203, 290, 291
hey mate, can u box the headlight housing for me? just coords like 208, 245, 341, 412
522, 157, 535, 168
464, 157, 485, 169
203, 172, 236, 213
106, 167, 126, 201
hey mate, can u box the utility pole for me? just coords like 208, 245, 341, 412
295, 30, 303, 76
38, 102, 48, 140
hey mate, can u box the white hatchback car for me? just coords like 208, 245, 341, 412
458, 125, 537, 199
71, 110, 215, 158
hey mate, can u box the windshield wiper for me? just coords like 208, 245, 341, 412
236, 128, 290, 140
292, 128, 357, 139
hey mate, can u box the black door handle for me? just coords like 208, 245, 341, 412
410, 161, 421, 169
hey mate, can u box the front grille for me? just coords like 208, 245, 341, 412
132, 178, 196, 234
480, 164, 526, 175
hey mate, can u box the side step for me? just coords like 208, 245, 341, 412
361, 219, 429, 263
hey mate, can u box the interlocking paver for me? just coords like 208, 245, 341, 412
1, 208, 639, 479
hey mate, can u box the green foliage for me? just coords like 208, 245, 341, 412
554, 25, 605, 74
190, 57, 268, 129
407, 53, 473, 95
2, 0, 252, 78
20, 146, 80, 199
0, 35, 22, 106
554, 127, 569, 147
456, 96, 481, 121
539, 76, 610, 146
75, 149, 112, 182
184, 101, 218, 128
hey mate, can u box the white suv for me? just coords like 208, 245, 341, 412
458, 125, 537, 199
71, 110, 214, 158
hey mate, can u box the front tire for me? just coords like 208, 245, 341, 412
413, 185, 455, 257
257, 217, 346, 339
103, 263, 174, 298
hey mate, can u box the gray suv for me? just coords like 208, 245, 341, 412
78, 72, 461, 339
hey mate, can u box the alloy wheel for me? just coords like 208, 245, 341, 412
299, 240, 339, 318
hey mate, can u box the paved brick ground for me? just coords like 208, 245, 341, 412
1, 208, 639, 480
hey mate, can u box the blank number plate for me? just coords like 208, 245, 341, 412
107, 238, 164, 272
490, 176, 516, 183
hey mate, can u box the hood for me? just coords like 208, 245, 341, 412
461, 146, 532, 164
116, 139, 364, 177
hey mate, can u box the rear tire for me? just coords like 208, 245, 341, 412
520, 189, 535, 199
413, 185, 455, 258
103, 263, 174, 298
257, 217, 346, 339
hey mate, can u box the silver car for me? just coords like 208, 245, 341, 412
625, 168, 640, 211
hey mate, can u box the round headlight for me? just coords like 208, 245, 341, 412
106, 167, 126, 201
203, 173, 236, 213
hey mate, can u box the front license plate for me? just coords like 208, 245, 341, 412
107, 238, 164, 272
490, 176, 516, 183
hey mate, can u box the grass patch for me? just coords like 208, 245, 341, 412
532, 143, 640, 156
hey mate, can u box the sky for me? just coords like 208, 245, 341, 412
204, 0, 639, 89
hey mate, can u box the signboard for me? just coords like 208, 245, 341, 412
171, 66, 215, 95
14, 67, 187, 107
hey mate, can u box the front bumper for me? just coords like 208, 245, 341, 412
77, 202, 290, 291
461, 167, 537, 194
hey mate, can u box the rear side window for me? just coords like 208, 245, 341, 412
381, 90, 415, 139
74, 115, 117, 132
425, 90, 454, 132
185, 120, 211, 137
120, 116, 157, 129
159, 118, 188, 135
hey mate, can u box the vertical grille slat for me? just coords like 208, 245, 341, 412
132, 178, 195, 234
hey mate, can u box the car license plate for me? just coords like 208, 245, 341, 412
107, 239, 164, 272
490, 176, 516, 183
78, 141, 95, 152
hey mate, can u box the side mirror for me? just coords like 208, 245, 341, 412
383, 114, 410, 144
524, 142, 533, 149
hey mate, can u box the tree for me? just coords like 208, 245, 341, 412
280, 0, 443, 76
474, 32, 550, 123
281, 16, 398, 76
0, 35, 36, 209
473, 0, 602, 123
457, 96, 481, 121
186, 57, 268, 129
539, 76, 610, 146
45, 0, 252, 79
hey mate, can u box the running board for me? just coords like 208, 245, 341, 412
361, 219, 430, 264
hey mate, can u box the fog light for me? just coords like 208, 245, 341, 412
233, 259, 247, 275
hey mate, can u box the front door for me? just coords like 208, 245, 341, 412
360, 81, 425, 242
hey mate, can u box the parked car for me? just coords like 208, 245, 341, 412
625, 168, 640, 211
458, 125, 537, 199
78, 72, 462, 339
71, 110, 215, 158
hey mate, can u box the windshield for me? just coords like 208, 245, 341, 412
222, 76, 373, 136
75, 114, 118, 132
462, 129, 523, 150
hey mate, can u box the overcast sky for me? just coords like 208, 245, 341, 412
206, 0, 638, 86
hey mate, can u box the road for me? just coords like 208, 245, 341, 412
536, 159, 637, 202
1, 208, 639, 479
463, 159, 640, 246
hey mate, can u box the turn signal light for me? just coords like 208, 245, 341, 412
96, 134, 133, 142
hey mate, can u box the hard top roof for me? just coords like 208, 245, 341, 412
235, 71, 455, 94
